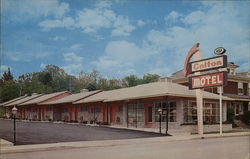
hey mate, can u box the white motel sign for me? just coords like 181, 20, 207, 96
189, 72, 227, 89
189, 55, 227, 74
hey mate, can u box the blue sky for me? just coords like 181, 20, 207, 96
1, 0, 249, 79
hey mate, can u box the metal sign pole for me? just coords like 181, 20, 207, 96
219, 86, 223, 135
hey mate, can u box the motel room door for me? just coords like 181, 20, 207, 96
145, 103, 153, 126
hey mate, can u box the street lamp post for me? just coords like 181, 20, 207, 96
158, 108, 162, 134
12, 106, 18, 146
165, 104, 169, 135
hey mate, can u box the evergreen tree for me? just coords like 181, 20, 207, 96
2, 68, 13, 81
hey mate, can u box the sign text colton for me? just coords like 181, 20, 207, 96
189, 55, 227, 74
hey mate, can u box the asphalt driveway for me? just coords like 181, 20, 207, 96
0, 119, 164, 145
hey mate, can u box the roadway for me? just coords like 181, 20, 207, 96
1, 136, 249, 159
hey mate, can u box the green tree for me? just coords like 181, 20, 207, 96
38, 72, 52, 86
2, 68, 13, 81
242, 111, 250, 126
122, 75, 138, 87
0, 81, 19, 102
141, 74, 160, 84
227, 108, 235, 124
86, 83, 97, 91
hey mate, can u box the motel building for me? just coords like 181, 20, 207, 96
40, 90, 101, 122
3, 92, 70, 121
1, 60, 249, 134
1, 81, 236, 134
162, 62, 250, 122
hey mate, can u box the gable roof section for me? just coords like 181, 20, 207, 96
75, 82, 233, 104
73, 90, 115, 104
19, 91, 70, 106
0, 95, 28, 106
40, 90, 101, 105
5, 94, 43, 107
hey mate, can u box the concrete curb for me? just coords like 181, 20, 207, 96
1, 132, 249, 154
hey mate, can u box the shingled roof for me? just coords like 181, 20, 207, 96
74, 82, 233, 104
5, 94, 43, 107
0, 95, 28, 106
19, 91, 70, 105
40, 90, 101, 105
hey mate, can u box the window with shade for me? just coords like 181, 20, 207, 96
184, 100, 219, 124
238, 82, 243, 95
80, 106, 88, 112
154, 101, 176, 122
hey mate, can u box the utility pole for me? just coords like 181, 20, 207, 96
69, 77, 72, 92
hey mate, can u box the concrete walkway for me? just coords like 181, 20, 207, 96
110, 125, 190, 136
1, 131, 249, 154
0, 139, 13, 147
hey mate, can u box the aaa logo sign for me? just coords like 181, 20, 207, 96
189, 72, 227, 89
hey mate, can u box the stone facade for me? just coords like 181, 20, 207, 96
181, 124, 232, 134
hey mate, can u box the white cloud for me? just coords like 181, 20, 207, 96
40, 63, 47, 69
39, 4, 135, 36
70, 44, 82, 51
5, 0, 69, 22
181, 11, 205, 25
165, 11, 182, 22
63, 52, 84, 63
238, 62, 250, 72
39, 17, 75, 31
105, 41, 151, 62
112, 16, 135, 36
0, 65, 12, 76
8, 51, 51, 62
137, 20, 146, 27
149, 67, 171, 76
96, 1, 112, 8
93, 40, 157, 77
62, 64, 83, 76
76, 8, 115, 33
62, 52, 84, 75
117, 69, 137, 77
51, 36, 66, 41
144, 1, 250, 72
0, 65, 12, 72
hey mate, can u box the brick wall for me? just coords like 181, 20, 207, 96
223, 81, 238, 94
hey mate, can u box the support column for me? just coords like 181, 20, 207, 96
194, 51, 204, 136
219, 86, 223, 135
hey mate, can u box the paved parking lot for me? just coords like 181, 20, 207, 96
0, 119, 164, 145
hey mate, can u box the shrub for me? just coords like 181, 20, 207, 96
242, 111, 250, 126
227, 108, 235, 124
81, 121, 88, 124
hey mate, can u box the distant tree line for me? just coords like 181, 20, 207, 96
0, 65, 160, 103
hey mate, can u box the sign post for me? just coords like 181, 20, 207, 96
194, 51, 204, 136
184, 44, 227, 137
219, 86, 223, 135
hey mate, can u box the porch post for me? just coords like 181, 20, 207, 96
136, 103, 138, 128
194, 51, 204, 136
127, 103, 129, 128
219, 86, 223, 135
